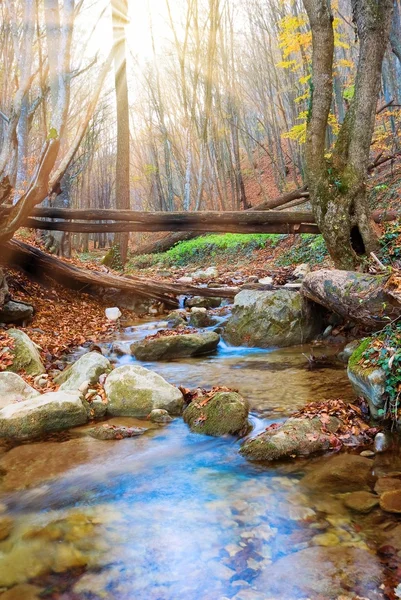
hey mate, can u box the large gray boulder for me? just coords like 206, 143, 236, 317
105, 364, 184, 417
183, 391, 250, 436
0, 391, 87, 440
302, 268, 401, 329
240, 416, 340, 461
54, 351, 112, 391
6, 329, 45, 376
0, 300, 34, 324
347, 338, 386, 419
131, 331, 220, 361
254, 546, 382, 598
0, 372, 38, 407
223, 289, 321, 347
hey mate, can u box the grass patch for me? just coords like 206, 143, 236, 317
128, 233, 284, 269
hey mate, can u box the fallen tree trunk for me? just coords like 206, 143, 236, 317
131, 186, 310, 255
1, 240, 239, 308
20, 217, 320, 234
301, 268, 401, 329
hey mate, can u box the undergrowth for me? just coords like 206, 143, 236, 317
361, 323, 401, 422
275, 234, 328, 266
379, 219, 401, 266
128, 233, 283, 269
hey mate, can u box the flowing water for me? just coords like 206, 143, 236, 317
0, 320, 400, 599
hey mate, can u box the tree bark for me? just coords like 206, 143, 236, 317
111, 0, 130, 266
303, 0, 393, 269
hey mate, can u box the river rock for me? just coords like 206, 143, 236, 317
105, 365, 184, 417
88, 424, 147, 440
82, 396, 107, 420
54, 351, 112, 391
240, 417, 340, 461
193, 266, 218, 279
183, 391, 249, 437
0, 301, 34, 324
6, 329, 45, 376
302, 269, 401, 328
0, 584, 43, 600
130, 331, 220, 361
0, 372, 37, 407
343, 491, 379, 513
166, 310, 188, 328
188, 310, 217, 328
254, 546, 382, 597
301, 454, 373, 492
223, 289, 322, 348
0, 516, 13, 540
380, 490, 401, 513
337, 339, 361, 363
0, 391, 87, 440
185, 296, 221, 309
149, 408, 173, 423
374, 431, 392, 452
347, 339, 386, 419
293, 263, 311, 280
374, 476, 401, 495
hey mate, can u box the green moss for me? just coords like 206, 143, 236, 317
183, 392, 249, 436
348, 338, 374, 376
107, 380, 153, 416
7, 329, 45, 376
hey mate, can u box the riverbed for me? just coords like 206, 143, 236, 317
0, 320, 399, 599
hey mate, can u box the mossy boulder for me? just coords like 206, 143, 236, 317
0, 372, 38, 407
6, 329, 45, 376
240, 416, 340, 461
347, 338, 386, 419
223, 289, 322, 348
131, 331, 220, 361
0, 391, 87, 440
188, 310, 217, 328
183, 391, 249, 436
104, 365, 184, 417
54, 352, 112, 391
185, 296, 221, 309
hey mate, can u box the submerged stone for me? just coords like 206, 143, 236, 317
240, 416, 340, 461
183, 391, 249, 437
380, 490, 401, 514
301, 454, 373, 493
223, 289, 322, 348
88, 424, 147, 440
343, 491, 379, 513
131, 331, 220, 361
105, 364, 184, 417
255, 546, 382, 597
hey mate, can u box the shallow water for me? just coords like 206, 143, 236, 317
0, 321, 399, 599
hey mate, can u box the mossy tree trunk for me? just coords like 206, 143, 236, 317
303, 0, 393, 269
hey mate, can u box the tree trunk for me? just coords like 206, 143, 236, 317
303, 0, 393, 269
111, 0, 130, 266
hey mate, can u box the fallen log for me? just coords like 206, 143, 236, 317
21, 217, 320, 234
1, 240, 239, 308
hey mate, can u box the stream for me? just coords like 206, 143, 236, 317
0, 319, 400, 599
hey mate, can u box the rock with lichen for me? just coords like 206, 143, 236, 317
223, 289, 322, 348
54, 351, 112, 391
6, 329, 45, 376
105, 364, 184, 417
347, 338, 386, 419
131, 331, 220, 361
183, 391, 249, 437
240, 416, 340, 461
